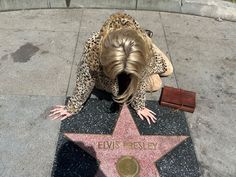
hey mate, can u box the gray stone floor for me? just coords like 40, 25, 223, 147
0, 9, 235, 177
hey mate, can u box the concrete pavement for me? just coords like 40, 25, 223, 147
0, 9, 235, 177
0, 0, 236, 21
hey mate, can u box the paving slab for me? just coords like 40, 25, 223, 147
0, 9, 82, 32
165, 35, 236, 103
137, 0, 181, 12
52, 98, 200, 177
48, 0, 66, 8
66, 0, 136, 9
0, 95, 64, 177
0, 0, 236, 22
164, 33, 236, 176
0, 0, 48, 10
181, 0, 236, 22
49, 0, 137, 9
0, 29, 77, 96
160, 12, 236, 39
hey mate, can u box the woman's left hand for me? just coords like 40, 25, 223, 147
137, 107, 157, 124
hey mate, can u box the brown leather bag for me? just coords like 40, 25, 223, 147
159, 86, 196, 113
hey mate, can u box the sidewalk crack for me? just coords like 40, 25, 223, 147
65, 9, 84, 96
159, 12, 180, 88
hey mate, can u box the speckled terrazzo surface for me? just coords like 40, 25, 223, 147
51, 98, 200, 177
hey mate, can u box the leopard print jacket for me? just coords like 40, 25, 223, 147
66, 12, 167, 114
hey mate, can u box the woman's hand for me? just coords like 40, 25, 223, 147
137, 107, 157, 124
49, 105, 73, 120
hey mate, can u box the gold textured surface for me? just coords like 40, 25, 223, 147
116, 156, 140, 177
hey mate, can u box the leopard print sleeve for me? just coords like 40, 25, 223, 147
66, 59, 96, 114
65, 32, 100, 114
149, 43, 167, 75
130, 80, 147, 111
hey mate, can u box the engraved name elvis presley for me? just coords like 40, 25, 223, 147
97, 141, 158, 150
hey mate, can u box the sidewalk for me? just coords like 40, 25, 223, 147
0, 9, 235, 177
1, 0, 236, 21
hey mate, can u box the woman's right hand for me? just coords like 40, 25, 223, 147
136, 107, 157, 125
49, 105, 73, 120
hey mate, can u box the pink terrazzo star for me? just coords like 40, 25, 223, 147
65, 104, 188, 177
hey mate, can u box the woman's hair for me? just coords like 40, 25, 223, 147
100, 28, 151, 104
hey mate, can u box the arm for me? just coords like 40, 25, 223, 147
66, 32, 101, 114
49, 60, 95, 120
131, 80, 157, 124
66, 60, 96, 114
49, 32, 99, 120
130, 80, 147, 111
151, 43, 173, 76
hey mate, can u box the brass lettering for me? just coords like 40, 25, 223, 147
147, 142, 153, 150
123, 142, 133, 149
142, 142, 148, 150
107, 141, 113, 149
114, 141, 120, 149
98, 141, 157, 150
151, 142, 157, 150
133, 142, 139, 150
97, 141, 120, 150
97, 142, 104, 149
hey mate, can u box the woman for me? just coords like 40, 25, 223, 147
49, 12, 173, 124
